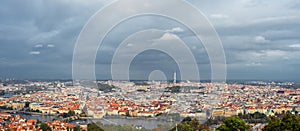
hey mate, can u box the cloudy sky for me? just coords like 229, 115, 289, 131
1, 0, 300, 81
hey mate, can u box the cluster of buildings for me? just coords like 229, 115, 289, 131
44, 121, 77, 131
80, 81, 300, 120
212, 83, 300, 118
0, 83, 85, 131
0, 112, 80, 131
0, 112, 39, 131
81, 81, 212, 119
84, 95, 172, 118
0, 85, 83, 115
1, 80, 300, 130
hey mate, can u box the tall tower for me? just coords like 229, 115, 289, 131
173, 71, 176, 83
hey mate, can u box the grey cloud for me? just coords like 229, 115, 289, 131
1, 0, 300, 80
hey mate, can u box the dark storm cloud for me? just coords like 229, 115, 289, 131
1, 0, 300, 80
0, 0, 108, 79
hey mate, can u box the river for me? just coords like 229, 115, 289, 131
20, 113, 177, 129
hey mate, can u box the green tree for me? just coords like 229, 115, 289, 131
74, 126, 81, 131
181, 117, 192, 122
263, 112, 300, 131
166, 86, 181, 93
262, 116, 281, 131
25, 102, 30, 108
169, 117, 201, 131
67, 110, 75, 116
87, 123, 104, 131
40, 123, 51, 131
216, 116, 251, 131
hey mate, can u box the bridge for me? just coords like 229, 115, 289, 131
0, 108, 45, 115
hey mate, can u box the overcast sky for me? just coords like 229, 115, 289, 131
1, 0, 300, 81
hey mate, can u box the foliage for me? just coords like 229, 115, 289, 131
0, 106, 13, 110
97, 83, 116, 93
30, 109, 41, 113
0, 90, 4, 96
166, 86, 181, 93
39, 123, 51, 131
216, 116, 251, 131
87, 123, 104, 131
200, 117, 226, 130
134, 82, 149, 86
263, 112, 300, 131
169, 117, 201, 131
93, 122, 149, 131
62, 110, 75, 117
67, 110, 75, 116
199, 86, 206, 89
136, 89, 147, 92
79, 112, 87, 117
25, 102, 30, 108
74, 126, 81, 131
238, 112, 270, 123
182, 117, 192, 122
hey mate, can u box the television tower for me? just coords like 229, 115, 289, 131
173, 71, 176, 83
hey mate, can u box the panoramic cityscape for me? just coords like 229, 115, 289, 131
1, 0, 300, 131
0, 79, 299, 130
